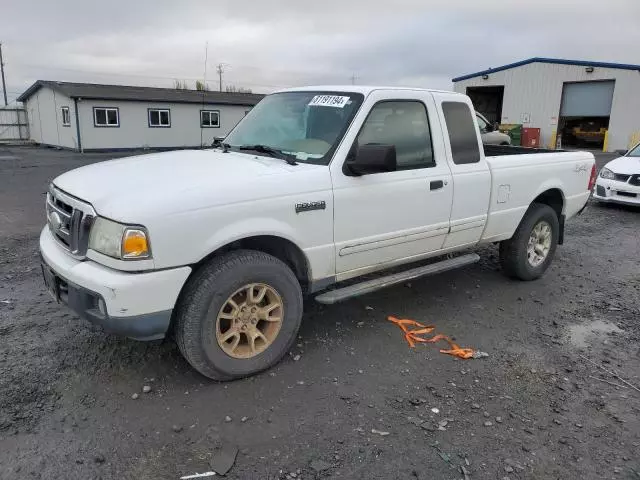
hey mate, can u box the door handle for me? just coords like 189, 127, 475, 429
430, 180, 444, 190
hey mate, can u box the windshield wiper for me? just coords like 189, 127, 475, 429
238, 144, 297, 166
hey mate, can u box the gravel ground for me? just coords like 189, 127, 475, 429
1, 145, 639, 480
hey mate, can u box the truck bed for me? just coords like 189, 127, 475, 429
484, 144, 563, 156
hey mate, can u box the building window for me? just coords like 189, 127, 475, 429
201, 110, 220, 128
148, 108, 171, 127
93, 107, 120, 127
61, 107, 71, 127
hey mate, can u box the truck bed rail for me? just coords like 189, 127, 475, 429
484, 144, 564, 156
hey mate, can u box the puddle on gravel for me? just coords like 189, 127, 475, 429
568, 319, 623, 349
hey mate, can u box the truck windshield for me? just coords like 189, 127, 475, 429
224, 91, 364, 165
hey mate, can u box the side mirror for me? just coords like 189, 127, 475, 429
345, 144, 397, 176
615, 149, 628, 156
212, 136, 225, 147
484, 123, 494, 133
493, 122, 500, 131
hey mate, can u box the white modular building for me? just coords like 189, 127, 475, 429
17, 81, 264, 151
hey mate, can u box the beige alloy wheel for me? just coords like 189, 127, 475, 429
526, 220, 552, 268
215, 283, 283, 359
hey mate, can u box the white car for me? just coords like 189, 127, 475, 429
40, 86, 594, 380
593, 143, 640, 206
476, 112, 511, 145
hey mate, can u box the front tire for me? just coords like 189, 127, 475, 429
499, 203, 559, 281
175, 250, 303, 380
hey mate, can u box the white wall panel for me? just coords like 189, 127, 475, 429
454, 62, 640, 151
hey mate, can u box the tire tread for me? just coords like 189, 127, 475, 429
499, 203, 559, 281
174, 250, 301, 380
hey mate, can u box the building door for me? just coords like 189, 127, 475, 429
466, 86, 505, 124
559, 80, 615, 149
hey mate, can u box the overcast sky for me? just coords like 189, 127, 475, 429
2, 0, 640, 103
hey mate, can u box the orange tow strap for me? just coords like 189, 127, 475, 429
387, 316, 475, 359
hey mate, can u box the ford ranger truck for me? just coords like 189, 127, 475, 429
40, 86, 596, 380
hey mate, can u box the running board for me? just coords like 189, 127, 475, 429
315, 253, 480, 305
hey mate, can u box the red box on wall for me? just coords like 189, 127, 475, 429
522, 128, 541, 148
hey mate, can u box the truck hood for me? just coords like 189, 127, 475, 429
605, 155, 640, 175
53, 149, 326, 221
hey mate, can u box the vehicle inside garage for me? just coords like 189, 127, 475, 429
453, 58, 640, 153
558, 80, 615, 149
466, 86, 504, 124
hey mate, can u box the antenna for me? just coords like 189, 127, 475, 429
350, 73, 359, 85
0, 43, 8, 106
200, 42, 208, 147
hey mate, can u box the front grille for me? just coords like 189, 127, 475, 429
46, 186, 95, 258
596, 185, 606, 197
614, 173, 631, 182
630, 175, 640, 187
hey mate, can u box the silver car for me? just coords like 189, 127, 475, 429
476, 112, 511, 145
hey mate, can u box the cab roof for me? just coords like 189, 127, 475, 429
276, 85, 463, 96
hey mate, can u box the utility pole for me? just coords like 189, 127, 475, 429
216, 63, 225, 92
0, 43, 8, 106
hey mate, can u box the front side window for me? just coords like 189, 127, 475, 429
224, 91, 364, 164
201, 110, 220, 128
61, 107, 70, 126
148, 108, 170, 127
442, 102, 481, 165
94, 107, 119, 127
356, 100, 434, 169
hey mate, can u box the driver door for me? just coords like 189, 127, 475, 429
329, 90, 453, 279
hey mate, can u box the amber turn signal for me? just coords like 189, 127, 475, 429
122, 229, 150, 259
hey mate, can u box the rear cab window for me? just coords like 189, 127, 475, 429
442, 102, 481, 165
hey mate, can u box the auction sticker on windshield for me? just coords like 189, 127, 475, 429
309, 95, 351, 108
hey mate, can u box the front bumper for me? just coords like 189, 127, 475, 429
39, 226, 191, 340
593, 178, 640, 206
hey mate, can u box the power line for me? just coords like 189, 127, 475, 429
216, 63, 228, 92
12, 61, 331, 90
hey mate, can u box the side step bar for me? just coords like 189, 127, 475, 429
315, 253, 480, 305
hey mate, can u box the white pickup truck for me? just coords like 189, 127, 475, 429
40, 86, 595, 380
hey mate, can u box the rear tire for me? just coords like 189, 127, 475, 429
174, 250, 303, 381
499, 203, 559, 281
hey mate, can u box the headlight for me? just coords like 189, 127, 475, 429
88, 217, 151, 260
600, 167, 615, 180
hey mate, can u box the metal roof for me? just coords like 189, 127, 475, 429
17, 80, 265, 106
452, 57, 640, 82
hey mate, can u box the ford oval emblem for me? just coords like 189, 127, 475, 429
49, 211, 62, 231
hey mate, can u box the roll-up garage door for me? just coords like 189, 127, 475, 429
560, 81, 615, 117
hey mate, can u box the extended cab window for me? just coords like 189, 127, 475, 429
442, 102, 481, 165
356, 101, 434, 169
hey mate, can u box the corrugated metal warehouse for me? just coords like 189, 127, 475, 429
17, 81, 264, 151
452, 58, 640, 152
